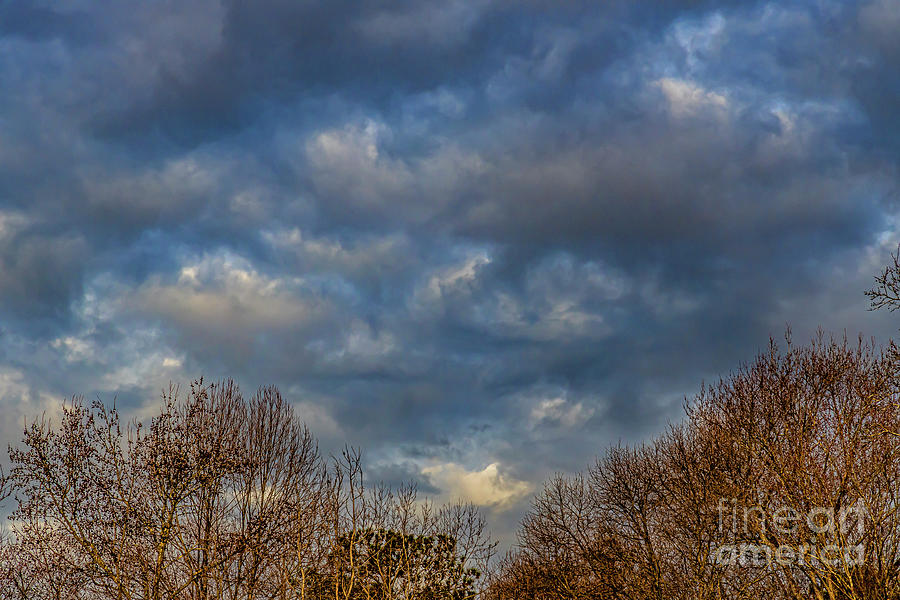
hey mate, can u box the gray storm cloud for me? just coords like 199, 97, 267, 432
0, 0, 897, 545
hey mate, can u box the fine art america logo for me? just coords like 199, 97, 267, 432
710, 498, 866, 568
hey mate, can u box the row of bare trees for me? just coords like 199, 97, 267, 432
15, 341, 898, 600
486, 246, 900, 600
0, 380, 495, 600
487, 334, 900, 599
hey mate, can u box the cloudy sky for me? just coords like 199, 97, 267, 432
0, 0, 898, 541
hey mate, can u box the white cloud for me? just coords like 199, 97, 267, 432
304, 120, 485, 223
416, 253, 491, 307
125, 252, 322, 336
309, 318, 400, 372
0, 211, 28, 241
161, 356, 182, 369
530, 396, 595, 429
412, 251, 620, 342
422, 462, 531, 508
293, 399, 344, 441
262, 227, 411, 280
656, 77, 728, 119
51, 336, 94, 363
306, 120, 413, 209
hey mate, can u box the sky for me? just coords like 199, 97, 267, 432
0, 0, 898, 542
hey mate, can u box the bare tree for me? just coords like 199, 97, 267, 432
0, 380, 495, 600
867, 244, 900, 312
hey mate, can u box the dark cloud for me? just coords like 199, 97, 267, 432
0, 3, 99, 45
0, 0, 898, 546
0, 225, 89, 329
